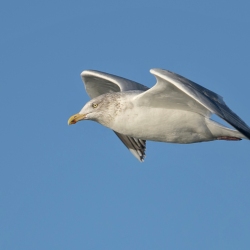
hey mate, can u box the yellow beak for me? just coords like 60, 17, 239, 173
68, 113, 87, 125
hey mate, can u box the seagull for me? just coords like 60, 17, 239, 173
68, 69, 250, 162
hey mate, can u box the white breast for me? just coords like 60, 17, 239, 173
109, 105, 214, 143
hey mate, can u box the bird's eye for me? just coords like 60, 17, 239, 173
92, 103, 98, 108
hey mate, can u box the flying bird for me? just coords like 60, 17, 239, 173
68, 69, 250, 162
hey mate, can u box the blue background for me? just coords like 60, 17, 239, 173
1, 1, 250, 249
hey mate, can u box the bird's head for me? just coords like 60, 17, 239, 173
68, 94, 116, 126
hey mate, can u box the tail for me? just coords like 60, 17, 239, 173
206, 118, 248, 141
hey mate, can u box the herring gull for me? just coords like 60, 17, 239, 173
68, 69, 250, 162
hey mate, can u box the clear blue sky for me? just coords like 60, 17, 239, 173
1, 1, 250, 249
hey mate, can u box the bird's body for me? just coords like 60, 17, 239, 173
68, 68, 250, 161
107, 103, 212, 143
82, 91, 244, 144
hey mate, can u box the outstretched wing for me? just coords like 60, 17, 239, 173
114, 132, 146, 162
81, 70, 149, 161
81, 70, 149, 98
134, 68, 250, 139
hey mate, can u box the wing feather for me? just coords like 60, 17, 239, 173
114, 132, 146, 162
135, 68, 250, 139
81, 70, 148, 99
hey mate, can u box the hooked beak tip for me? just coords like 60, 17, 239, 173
68, 113, 86, 125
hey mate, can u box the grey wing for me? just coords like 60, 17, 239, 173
81, 70, 149, 99
81, 70, 149, 161
135, 68, 250, 139
114, 132, 146, 162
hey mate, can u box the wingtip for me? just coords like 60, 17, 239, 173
137, 152, 146, 162
130, 149, 146, 163
140, 156, 145, 163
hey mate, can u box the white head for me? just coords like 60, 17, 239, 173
68, 93, 120, 126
